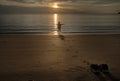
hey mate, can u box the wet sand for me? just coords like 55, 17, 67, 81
0, 34, 120, 81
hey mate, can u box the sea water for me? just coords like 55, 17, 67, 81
0, 14, 120, 34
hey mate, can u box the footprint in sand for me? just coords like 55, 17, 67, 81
64, 66, 86, 73
72, 55, 78, 58
83, 60, 91, 65
66, 49, 70, 52
75, 51, 79, 54
28, 80, 34, 81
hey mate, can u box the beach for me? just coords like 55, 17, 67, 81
0, 34, 120, 81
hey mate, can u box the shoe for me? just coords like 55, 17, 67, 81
99, 64, 109, 73
90, 64, 100, 74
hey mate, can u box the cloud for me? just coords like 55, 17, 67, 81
1, 0, 120, 6
0, 0, 120, 13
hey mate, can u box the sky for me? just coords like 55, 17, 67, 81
0, 0, 120, 13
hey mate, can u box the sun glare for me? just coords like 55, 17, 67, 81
53, 3, 59, 8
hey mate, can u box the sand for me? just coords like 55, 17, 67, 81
0, 34, 120, 81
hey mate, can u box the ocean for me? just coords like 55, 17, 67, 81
0, 14, 120, 35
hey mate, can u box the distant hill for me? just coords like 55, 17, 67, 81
0, 5, 83, 14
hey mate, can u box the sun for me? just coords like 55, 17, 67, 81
52, 3, 59, 8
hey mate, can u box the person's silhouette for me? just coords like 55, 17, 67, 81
57, 21, 63, 32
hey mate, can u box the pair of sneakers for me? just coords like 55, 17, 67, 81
90, 64, 109, 74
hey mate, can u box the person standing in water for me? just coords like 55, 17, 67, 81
57, 21, 64, 32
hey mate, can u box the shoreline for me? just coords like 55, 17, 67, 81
0, 32, 120, 35
0, 33, 120, 36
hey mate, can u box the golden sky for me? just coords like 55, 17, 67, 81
0, 0, 120, 13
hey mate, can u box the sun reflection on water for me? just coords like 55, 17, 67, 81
53, 13, 59, 35
54, 13, 58, 29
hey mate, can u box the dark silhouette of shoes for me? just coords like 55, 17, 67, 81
99, 64, 109, 74
90, 64, 100, 74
